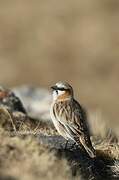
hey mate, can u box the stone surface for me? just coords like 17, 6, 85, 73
37, 134, 119, 179
0, 86, 26, 114
13, 85, 51, 121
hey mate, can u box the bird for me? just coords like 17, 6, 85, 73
50, 81, 96, 158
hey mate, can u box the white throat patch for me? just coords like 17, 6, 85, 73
52, 90, 65, 100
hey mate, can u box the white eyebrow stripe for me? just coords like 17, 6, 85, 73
57, 90, 65, 96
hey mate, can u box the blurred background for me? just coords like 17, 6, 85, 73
0, 0, 119, 130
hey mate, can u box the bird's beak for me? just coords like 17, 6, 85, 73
51, 86, 58, 90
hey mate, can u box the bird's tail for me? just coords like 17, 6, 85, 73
76, 135, 96, 158
82, 143, 96, 158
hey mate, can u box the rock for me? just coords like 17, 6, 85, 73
13, 85, 51, 121
0, 85, 54, 134
0, 86, 26, 114
37, 134, 119, 179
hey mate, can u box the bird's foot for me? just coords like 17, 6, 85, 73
64, 140, 69, 150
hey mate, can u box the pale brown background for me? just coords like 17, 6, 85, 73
0, 0, 119, 130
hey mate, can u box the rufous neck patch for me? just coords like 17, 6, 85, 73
57, 90, 71, 101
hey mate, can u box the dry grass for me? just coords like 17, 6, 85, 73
0, 128, 72, 180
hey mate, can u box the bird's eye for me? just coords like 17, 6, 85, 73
56, 90, 58, 94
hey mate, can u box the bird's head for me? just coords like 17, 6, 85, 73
51, 81, 74, 101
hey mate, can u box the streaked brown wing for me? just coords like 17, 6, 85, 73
72, 99, 89, 134
53, 99, 89, 136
